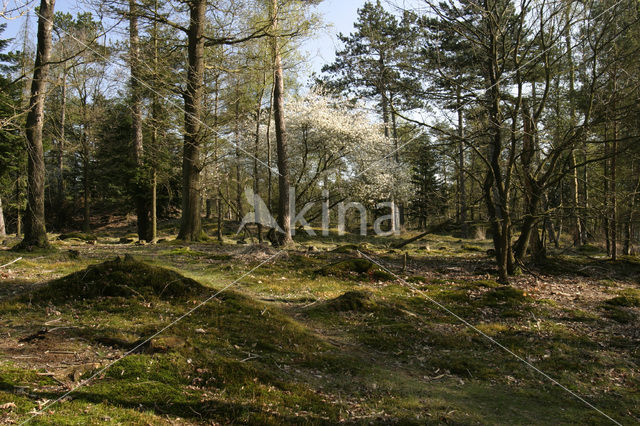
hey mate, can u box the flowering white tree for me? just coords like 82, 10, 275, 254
285, 92, 411, 223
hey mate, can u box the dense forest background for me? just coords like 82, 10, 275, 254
1, 0, 639, 282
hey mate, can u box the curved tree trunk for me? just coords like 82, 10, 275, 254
20, 0, 56, 249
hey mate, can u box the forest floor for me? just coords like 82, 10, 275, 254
0, 220, 638, 424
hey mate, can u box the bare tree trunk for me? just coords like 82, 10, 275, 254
20, 0, 55, 249
623, 162, 640, 255
150, 4, 159, 244
482, 6, 512, 283
565, 10, 582, 247
254, 82, 265, 243
611, 102, 618, 261
569, 151, 582, 246
82, 102, 91, 233
212, 75, 223, 243
266, 78, 274, 213
83, 149, 91, 232
234, 84, 243, 222
151, 171, 157, 243
130, 0, 150, 241
178, 0, 206, 241
604, 123, 610, 255
56, 63, 67, 229
0, 196, 6, 238
15, 170, 22, 237
456, 89, 467, 237
271, 0, 291, 245
580, 140, 589, 242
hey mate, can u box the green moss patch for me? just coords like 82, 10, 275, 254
577, 244, 601, 254
472, 279, 501, 288
483, 286, 530, 307
605, 295, 640, 307
316, 258, 395, 281
25, 256, 206, 303
601, 305, 636, 323
58, 232, 97, 242
331, 243, 371, 254
312, 290, 375, 313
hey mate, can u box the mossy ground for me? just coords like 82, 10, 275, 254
0, 226, 638, 424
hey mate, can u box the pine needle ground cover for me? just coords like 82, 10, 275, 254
0, 233, 638, 424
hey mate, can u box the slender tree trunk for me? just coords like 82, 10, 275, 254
20, 0, 55, 249
604, 123, 610, 255
271, 0, 291, 245
57, 64, 67, 221
565, 9, 582, 247
254, 82, 265, 243
580, 141, 589, 242
611, 100, 618, 261
212, 75, 223, 243
456, 89, 467, 237
234, 84, 243, 222
151, 171, 157, 243
0, 196, 6, 238
216, 190, 223, 242
178, 0, 206, 241
130, 0, 150, 241
623, 216, 632, 255
81, 99, 91, 233
83, 144, 90, 233
150, 5, 159, 244
15, 170, 22, 237
569, 151, 582, 246
266, 77, 274, 213
623, 163, 640, 255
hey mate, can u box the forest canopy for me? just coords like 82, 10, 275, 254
0, 0, 638, 277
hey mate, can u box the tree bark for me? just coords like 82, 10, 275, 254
234, 84, 243, 222
56, 62, 67, 229
623, 162, 640, 255
15, 170, 21, 237
178, 0, 206, 241
254, 81, 265, 243
0, 196, 6, 238
611, 105, 618, 261
149, 4, 159, 244
81, 101, 91, 233
456, 88, 467, 237
20, 0, 55, 249
130, 0, 150, 241
565, 9, 582, 247
271, 0, 292, 245
569, 151, 582, 246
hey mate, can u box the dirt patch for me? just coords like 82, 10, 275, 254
24, 255, 205, 303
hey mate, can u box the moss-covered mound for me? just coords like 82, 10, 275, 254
483, 286, 530, 306
331, 243, 372, 254
317, 258, 395, 281
58, 232, 97, 242
313, 291, 375, 313
26, 256, 206, 303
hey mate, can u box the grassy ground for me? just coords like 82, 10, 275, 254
0, 222, 638, 424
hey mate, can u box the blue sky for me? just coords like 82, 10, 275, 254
303, 0, 364, 76
2, 0, 366, 79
